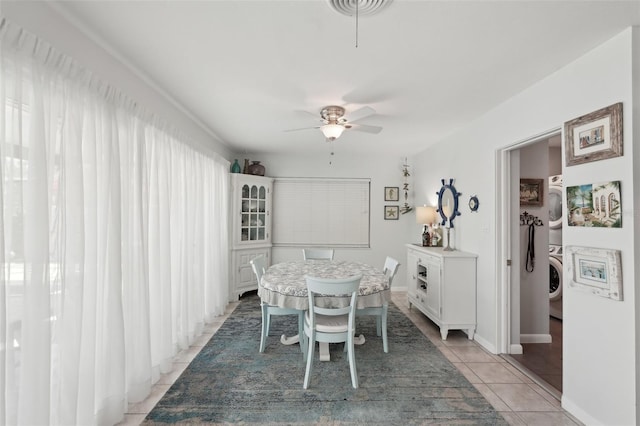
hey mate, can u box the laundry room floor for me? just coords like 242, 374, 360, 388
509, 317, 563, 393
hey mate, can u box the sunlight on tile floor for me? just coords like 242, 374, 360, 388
116, 292, 582, 426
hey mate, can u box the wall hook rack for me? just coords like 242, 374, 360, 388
520, 211, 544, 226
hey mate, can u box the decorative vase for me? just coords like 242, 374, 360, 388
247, 161, 265, 176
243, 159, 250, 174
230, 159, 241, 173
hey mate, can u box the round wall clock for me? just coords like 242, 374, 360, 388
468, 195, 479, 212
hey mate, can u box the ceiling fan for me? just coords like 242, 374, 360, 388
285, 105, 383, 141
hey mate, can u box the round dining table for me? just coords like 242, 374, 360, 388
259, 260, 391, 360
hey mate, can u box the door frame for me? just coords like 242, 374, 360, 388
496, 127, 561, 354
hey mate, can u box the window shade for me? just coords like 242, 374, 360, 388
272, 178, 370, 247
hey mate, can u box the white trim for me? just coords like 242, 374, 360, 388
46, 2, 228, 146
562, 396, 597, 426
510, 344, 523, 355
496, 127, 561, 355
520, 334, 552, 344
474, 333, 498, 354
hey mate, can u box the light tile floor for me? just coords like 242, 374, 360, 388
116, 292, 582, 426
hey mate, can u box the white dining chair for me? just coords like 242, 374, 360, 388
355, 256, 400, 353
302, 248, 335, 261
250, 255, 304, 353
302, 274, 362, 389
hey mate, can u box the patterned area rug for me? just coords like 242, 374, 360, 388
144, 293, 507, 425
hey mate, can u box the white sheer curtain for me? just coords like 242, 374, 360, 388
0, 18, 230, 425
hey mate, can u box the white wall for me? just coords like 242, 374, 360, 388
411, 28, 637, 425
633, 25, 640, 426
255, 152, 415, 288
549, 146, 562, 176
1, 2, 233, 161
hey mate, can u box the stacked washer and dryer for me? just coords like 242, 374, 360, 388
548, 175, 563, 320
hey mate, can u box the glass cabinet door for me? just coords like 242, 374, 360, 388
240, 183, 268, 242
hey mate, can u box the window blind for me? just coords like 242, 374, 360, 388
272, 178, 370, 247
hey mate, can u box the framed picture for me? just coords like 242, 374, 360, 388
564, 102, 623, 167
384, 205, 399, 220
566, 180, 621, 228
566, 246, 622, 301
519, 179, 543, 206
384, 187, 399, 201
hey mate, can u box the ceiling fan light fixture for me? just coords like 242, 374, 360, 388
321, 123, 345, 141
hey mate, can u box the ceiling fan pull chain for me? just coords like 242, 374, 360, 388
328, 141, 335, 165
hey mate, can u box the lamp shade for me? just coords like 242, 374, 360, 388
321, 123, 345, 141
416, 205, 436, 225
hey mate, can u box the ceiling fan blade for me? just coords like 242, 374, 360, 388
348, 123, 383, 134
344, 106, 376, 123
294, 109, 323, 121
284, 126, 321, 132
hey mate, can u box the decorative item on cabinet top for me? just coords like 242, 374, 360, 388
415, 205, 438, 247
231, 159, 241, 173
247, 161, 266, 176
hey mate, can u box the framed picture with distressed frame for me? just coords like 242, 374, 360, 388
384, 186, 399, 201
519, 178, 543, 206
566, 246, 622, 301
564, 102, 623, 166
384, 205, 399, 220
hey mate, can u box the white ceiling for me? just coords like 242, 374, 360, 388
50, 0, 639, 156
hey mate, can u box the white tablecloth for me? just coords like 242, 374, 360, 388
259, 260, 390, 310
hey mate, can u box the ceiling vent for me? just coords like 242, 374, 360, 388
327, 0, 393, 17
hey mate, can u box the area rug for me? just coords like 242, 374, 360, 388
144, 293, 507, 425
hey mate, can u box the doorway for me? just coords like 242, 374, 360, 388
497, 129, 563, 398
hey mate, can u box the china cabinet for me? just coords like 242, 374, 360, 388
406, 244, 477, 340
230, 174, 273, 300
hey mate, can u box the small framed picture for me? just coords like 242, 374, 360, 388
384, 205, 399, 220
384, 187, 399, 201
566, 246, 622, 301
520, 178, 543, 206
564, 102, 623, 166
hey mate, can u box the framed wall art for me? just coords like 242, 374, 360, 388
519, 178, 543, 206
384, 205, 399, 220
566, 180, 621, 228
384, 186, 399, 201
566, 246, 622, 301
564, 102, 623, 166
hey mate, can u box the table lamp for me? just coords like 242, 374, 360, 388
416, 205, 437, 247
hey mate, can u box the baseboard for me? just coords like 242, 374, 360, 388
391, 286, 407, 292
473, 333, 498, 354
561, 395, 600, 426
510, 344, 523, 354
520, 333, 552, 344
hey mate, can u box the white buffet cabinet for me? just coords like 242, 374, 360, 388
230, 174, 273, 301
406, 244, 477, 340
